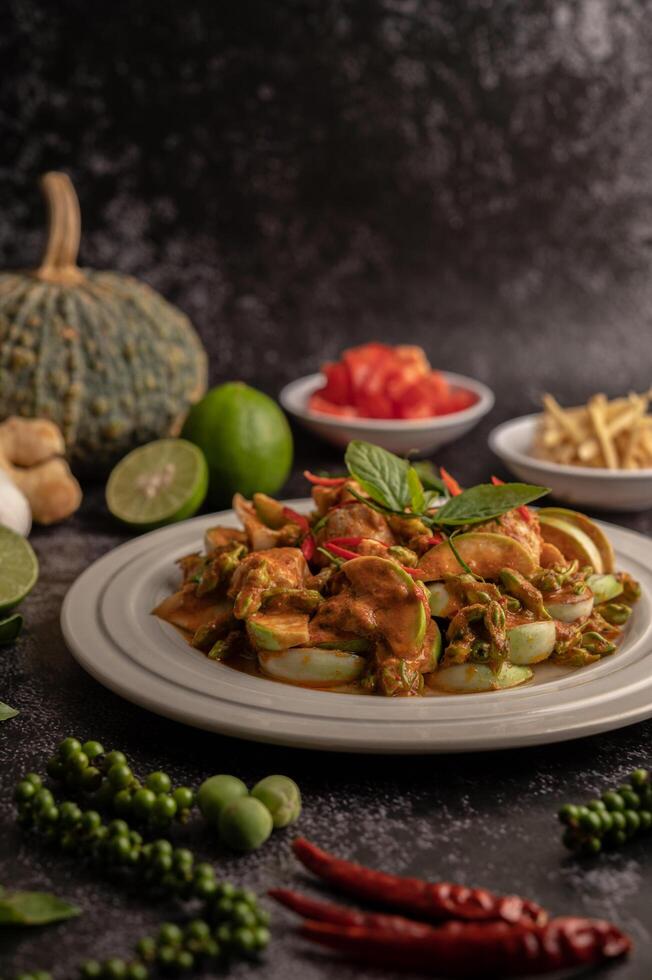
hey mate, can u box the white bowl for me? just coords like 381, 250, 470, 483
279, 372, 495, 456
489, 414, 652, 512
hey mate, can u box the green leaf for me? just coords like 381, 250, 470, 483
345, 441, 410, 511
0, 702, 18, 722
406, 467, 426, 513
0, 889, 81, 925
433, 483, 550, 527
411, 461, 448, 497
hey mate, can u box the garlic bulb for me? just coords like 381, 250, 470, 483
0, 469, 32, 536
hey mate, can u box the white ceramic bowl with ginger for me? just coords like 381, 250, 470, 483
489, 415, 652, 512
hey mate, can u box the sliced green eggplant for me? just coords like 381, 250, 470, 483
246, 612, 310, 651
507, 620, 556, 664
538, 516, 603, 574
427, 583, 457, 617
258, 648, 366, 687
587, 573, 623, 605
538, 507, 615, 572
418, 533, 537, 581
544, 591, 594, 623
253, 493, 286, 529
429, 662, 532, 693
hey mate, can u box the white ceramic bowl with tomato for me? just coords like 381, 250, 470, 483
279, 372, 495, 455
489, 414, 652, 511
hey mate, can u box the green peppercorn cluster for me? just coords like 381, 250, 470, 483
559, 767, 652, 854
46, 739, 195, 832
78, 896, 269, 978
14, 773, 221, 901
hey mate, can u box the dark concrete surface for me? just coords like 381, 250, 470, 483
2, 1, 652, 976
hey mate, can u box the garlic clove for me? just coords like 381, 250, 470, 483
0, 470, 32, 536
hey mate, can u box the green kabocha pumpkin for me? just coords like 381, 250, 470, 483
0, 172, 208, 470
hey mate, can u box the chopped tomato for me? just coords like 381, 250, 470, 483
308, 343, 478, 421
320, 362, 352, 406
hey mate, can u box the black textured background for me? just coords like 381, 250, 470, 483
1, 1, 652, 977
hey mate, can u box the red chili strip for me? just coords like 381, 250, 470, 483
323, 541, 424, 578
491, 476, 532, 523
292, 838, 547, 926
299, 916, 631, 977
324, 542, 360, 561
301, 534, 316, 561
304, 471, 348, 486
440, 467, 463, 496
425, 534, 443, 546
269, 889, 433, 937
282, 506, 310, 535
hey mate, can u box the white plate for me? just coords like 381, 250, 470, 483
490, 414, 652, 511
61, 501, 652, 754
279, 372, 494, 455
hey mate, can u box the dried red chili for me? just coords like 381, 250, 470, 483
270, 888, 433, 936
292, 838, 546, 926
299, 916, 630, 977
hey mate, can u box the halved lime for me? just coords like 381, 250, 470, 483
0, 526, 39, 614
106, 439, 208, 530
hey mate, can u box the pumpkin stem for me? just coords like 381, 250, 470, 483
34, 172, 85, 285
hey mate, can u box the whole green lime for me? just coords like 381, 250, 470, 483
182, 382, 293, 506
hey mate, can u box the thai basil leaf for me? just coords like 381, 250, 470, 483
406, 467, 426, 514
0, 889, 80, 925
0, 702, 18, 722
433, 483, 550, 527
345, 441, 410, 510
346, 488, 415, 522
411, 461, 448, 497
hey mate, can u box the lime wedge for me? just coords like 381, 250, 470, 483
0, 527, 39, 614
106, 439, 208, 529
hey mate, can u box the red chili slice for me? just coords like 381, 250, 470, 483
324, 542, 360, 561
440, 467, 463, 497
304, 471, 348, 487
282, 506, 310, 535
425, 534, 443, 546
301, 534, 316, 561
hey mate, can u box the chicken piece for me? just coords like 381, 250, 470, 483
314, 503, 396, 551
205, 526, 247, 553
311, 479, 365, 516
228, 547, 309, 619
233, 493, 301, 551
153, 591, 233, 635
474, 508, 542, 565
540, 541, 566, 569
